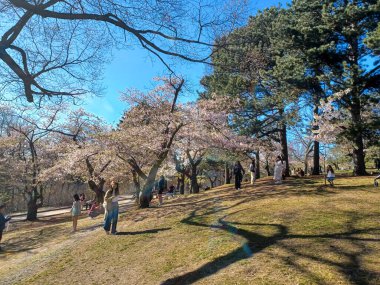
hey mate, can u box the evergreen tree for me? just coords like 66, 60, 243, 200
288, 0, 380, 175
201, 7, 300, 177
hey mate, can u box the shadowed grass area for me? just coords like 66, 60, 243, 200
1, 176, 380, 285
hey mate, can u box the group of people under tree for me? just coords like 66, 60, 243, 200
70, 176, 177, 233
1, 151, 378, 245
233, 155, 286, 190
231, 155, 342, 189
70, 179, 119, 234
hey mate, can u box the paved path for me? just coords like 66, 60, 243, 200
11, 195, 134, 221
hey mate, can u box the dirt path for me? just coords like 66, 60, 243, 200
0, 197, 135, 284
11, 195, 133, 222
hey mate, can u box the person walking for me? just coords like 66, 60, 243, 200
273, 156, 284, 184
0, 204, 11, 251
157, 175, 166, 206
326, 165, 335, 187
233, 161, 245, 190
103, 179, 120, 235
71, 194, 81, 232
249, 159, 256, 185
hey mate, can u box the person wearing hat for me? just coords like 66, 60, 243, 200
0, 204, 11, 251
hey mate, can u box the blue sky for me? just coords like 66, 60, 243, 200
84, 0, 290, 125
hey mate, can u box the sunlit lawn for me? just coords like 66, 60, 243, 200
1, 175, 379, 285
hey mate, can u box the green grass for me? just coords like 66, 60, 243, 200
1, 175, 380, 285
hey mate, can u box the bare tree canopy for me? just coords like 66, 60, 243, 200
0, 0, 247, 104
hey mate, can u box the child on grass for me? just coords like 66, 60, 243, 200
326, 165, 335, 187
71, 194, 81, 232
0, 204, 11, 251
88, 200, 101, 218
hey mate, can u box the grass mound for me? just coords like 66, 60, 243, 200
1, 176, 380, 285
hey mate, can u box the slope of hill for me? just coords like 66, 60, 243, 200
1, 176, 379, 285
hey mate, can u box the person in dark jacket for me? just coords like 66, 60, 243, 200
157, 175, 166, 206
233, 161, 245, 190
0, 204, 11, 251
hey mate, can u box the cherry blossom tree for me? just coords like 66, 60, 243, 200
314, 90, 380, 173
111, 77, 187, 208
0, 105, 71, 220
40, 108, 114, 204
173, 96, 257, 192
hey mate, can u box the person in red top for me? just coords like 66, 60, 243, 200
88, 201, 102, 218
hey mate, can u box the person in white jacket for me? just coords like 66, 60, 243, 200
249, 159, 256, 185
326, 165, 335, 186
273, 156, 284, 184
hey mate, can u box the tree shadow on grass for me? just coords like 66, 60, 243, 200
0, 247, 34, 258
161, 208, 380, 285
116, 228, 171, 236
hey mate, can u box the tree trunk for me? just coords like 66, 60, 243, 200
304, 154, 309, 175
190, 164, 199, 194
352, 136, 366, 175
26, 187, 42, 221
349, 37, 366, 176
88, 179, 105, 203
139, 157, 167, 208
312, 102, 321, 175
312, 140, 320, 175
255, 150, 260, 179
351, 100, 367, 176
224, 162, 231, 184
139, 177, 155, 208
265, 158, 271, 176
280, 123, 290, 177
131, 170, 141, 204
26, 200, 38, 221
176, 176, 181, 194
176, 173, 185, 194
180, 173, 185, 194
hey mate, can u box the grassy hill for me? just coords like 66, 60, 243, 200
1, 176, 380, 285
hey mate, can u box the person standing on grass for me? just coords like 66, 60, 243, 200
249, 159, 256, 185
157, 175, 166, 206
326, 165, 335, 187
71, 194, 81, 232
103, 179, 120, 235
167, 185, 175, 199
0, 204, 11, 251
79, 193, 86, 209
273, 156, 284, 184
233, 161, 245, 190
374, 174, 380, 187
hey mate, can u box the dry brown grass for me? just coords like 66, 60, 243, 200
1, 175, 379, 285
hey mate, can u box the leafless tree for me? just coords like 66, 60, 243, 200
0, 0, 247, 104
